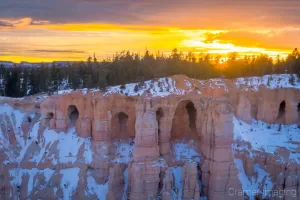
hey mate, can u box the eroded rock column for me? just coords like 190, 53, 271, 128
203, 97, 243, 200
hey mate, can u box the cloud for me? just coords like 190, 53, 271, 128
30, 20, 50, 25
31, 49, 86, 54
0, 21, 13, 27
0, 0, 300, 29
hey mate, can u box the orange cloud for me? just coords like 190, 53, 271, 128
0, 18, 299, 62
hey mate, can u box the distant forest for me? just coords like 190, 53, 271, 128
0, 48, 300, 97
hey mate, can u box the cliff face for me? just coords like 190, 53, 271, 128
0, 74, 299, 200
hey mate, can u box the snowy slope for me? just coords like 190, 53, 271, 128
232, 116, 300, 200
233, 117, 300, 163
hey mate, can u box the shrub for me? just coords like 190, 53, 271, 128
134, 85, 139, 92
289, 75, 295, 86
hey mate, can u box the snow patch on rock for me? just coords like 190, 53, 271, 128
233, 117, 300, 163
170, 166, 183, 199
86, 170, 109, 200
171, 139, 200, 162
234, 158, 273, 200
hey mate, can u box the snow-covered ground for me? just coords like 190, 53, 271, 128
235, 74, 300, 91
171, 139, 201, 162
104, 77, 195, 97
234, 159, 273, 200
54, 74, 300, 97
233, 117, 300, 163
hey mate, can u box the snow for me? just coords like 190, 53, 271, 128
112, 139, 134, 163
8, 167, 108, 200
82, 88, 88, 95
172, 139, 200, 162
57, 89, 73, 95
104, 77, 193, 97
170, 166, 183, 199
86, 170, 109, 200
235, 74, 300, 91
122, 168, 129, 200
60, 168, 80, 200
0, 103, 25, 128
207, 78, 228, 91
0, 103, 37, 162
9, 168, 55, 195
233, 117, 300, 163
234, 158, 273, 200
38, 127, 93, 164
185, 80, 192, 87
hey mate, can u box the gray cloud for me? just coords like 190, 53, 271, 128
0, 21, 13, 27
30, 20, 50, 25
0, 0, 300, 28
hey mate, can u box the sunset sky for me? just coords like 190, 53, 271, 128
1, 0, 300, 62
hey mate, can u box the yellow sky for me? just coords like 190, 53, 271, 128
0, 18, 298, 62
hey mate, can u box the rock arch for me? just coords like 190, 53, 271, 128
111, 112, 130, 139
67, 105, 79, 127
42, 112, 55, 128
276, 100, 286, 123
171, 100, 198, 140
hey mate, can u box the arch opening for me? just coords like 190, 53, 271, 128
112, 112, 130, 139
156, 108, 164, 139
170, 100, 201, 163
186, 102, 196, 131
46, 112, 54, 119
277, 101, 286, 122
171, 101, 198, 140
156, 108, 164, 156
68, 105, 79, 126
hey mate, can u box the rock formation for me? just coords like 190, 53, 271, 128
0, 74, 299, 200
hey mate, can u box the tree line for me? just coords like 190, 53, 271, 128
0, 48, 299, 97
